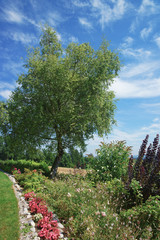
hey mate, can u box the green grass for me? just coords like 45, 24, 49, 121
0, 172, 20, 240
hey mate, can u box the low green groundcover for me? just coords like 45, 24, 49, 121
0, 171, 20, 240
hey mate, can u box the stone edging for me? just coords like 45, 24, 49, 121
2, 171, 67, 240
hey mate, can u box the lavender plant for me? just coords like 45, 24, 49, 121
126, 134, 160, 201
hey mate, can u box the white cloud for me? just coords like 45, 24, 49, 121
154, 36, 160, 48
46, 12, 63, 27
124, 36, 134, 46
85, 118, 160, 156
2, 6, 40, 28
129, 18, 138, 33
24, 16, 40, 28
111, 77, 160, 98
91, 0, 131, 28
3, 61, 24, 77
29, 0, 38, 9
72, 0, 89, 7
0, 90, 12, 99
109, 121, 160, 154
120, 61, 159, 79
141, 103, 160, 114
10, 32, 37, 44
0, 81, 15, 99
0, 82, 15, 90
138, 0, 159, 15
120, 36, 134, 48
69, 36, 79, 42
56, 32, 62, 41
79, 17, 93, 29
121, 48, 151, 59
140, 25, 152, 39
153, 117, 160, 122
141, 103, 160, 108
3, 8, 24, 23
130, 0, 159, 33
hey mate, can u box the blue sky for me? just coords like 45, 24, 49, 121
1, 0, 160, 156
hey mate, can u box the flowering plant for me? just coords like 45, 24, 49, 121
24, 191, 36, 200
24, 191, 60, 240
34, 213, 43, 222
12, 167, 21, 175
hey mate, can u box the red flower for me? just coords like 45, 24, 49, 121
25, 191, 60, 240
24, 192, 36, 200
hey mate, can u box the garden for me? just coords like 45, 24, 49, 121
0, 134, 160, 240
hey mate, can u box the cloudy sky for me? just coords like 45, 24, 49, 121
0, 0, 160, 156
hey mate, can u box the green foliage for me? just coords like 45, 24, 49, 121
126, 134, 160, 201
60, 152, 73, 168
6, 25, 121, 176
33, 213, 43, 223
88, 141, 132, 182
120, 195, 160, 239
0, 159, 50, 176
0, 101, 9, 133
14, 168, 46, 193
21, 223, 31, 234
129, 179, 143, 204
60, 148, 88, 168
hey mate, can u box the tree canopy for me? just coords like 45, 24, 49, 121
6, 26, 121, 177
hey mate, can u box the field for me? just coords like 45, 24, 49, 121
57, 167, 87, 176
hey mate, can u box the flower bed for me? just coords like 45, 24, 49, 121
24, 191, 60, 240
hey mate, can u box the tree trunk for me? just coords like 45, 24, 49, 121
50, 135, 64, 179
50, 150, 63, 178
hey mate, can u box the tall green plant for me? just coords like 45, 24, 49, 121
126, 134, 160, 201
89, 141, 132, 182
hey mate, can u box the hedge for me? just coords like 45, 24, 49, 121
0, 159, 50, 176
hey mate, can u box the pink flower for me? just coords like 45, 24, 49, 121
95, 211, 100, 215
26, 192, 60, 240
101, 211, 106, 217
47, 228, 60, 240
50, 220, 58, 227
38, 227, 49, 238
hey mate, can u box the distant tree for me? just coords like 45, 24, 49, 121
68, 147, 84, 168
60, 152, 73, 168
0, 101, 11, 160
7, 26, 121, 178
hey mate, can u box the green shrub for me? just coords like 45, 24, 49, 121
88, 141, 132, 182
120, 195, 160, 239
0, 159, 50, 176
14, 168, 47, 193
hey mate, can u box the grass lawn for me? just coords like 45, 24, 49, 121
0, 171, 20, 240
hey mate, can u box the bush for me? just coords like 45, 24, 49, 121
14, 168, 47, 193
0, 159, 50, 176
88, 141, 132, 182
120, 195, 160, 239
